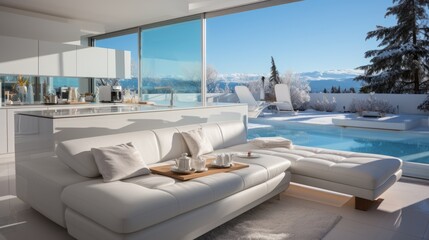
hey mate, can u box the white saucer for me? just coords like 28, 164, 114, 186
171, 166, 196, 174
236, 152, 260, 158
195, 167, 208, 173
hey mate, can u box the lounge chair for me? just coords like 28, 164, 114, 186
235, 86, 273, 118
274, 84, 294, 111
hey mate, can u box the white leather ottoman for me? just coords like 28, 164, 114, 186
226, 143, 402, 210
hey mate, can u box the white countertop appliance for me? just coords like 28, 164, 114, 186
99, 85, 122, 103
58, 87, 69, 102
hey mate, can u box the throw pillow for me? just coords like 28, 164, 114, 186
91, 142, 150, 182
181, 128, 214, 157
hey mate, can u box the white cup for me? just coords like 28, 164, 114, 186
193, 156, 207, 171
224, 153, 234, 166
223, 154, 230, 166
215, 154, 224, 166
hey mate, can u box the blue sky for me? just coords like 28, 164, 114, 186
207, 0, 396, 74
97, 0, 397, 77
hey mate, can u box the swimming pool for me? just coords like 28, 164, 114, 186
248, 120, 429, 165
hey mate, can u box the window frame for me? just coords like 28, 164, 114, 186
89, 0, 295, 104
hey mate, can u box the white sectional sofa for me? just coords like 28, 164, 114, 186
17, 121, 291, 240
16, 120, 402, 240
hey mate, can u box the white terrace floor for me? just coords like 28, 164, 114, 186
257, 111, 429, 133
0, 112, 429, 239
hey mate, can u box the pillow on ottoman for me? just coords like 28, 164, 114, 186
91, 142, 150, 182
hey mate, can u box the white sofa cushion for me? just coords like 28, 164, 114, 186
217, 121, 247, 148
123, 174, 176, 189
56, 131, 160, 177
91, 143, 151, 182
152, 128, 189, 162
61, 180, 179, 234
61, 157, 291, 234
201, 124, 224, 149
16, 156, 90, 227
61, 177, 243, 234
181, 128, 214, 157
250, 137, 293, 149
55, 122, 248, 177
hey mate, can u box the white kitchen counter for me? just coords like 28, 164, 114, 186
16, 103, 244, 119
0, 102, 127, 109
0, 102, 132, 153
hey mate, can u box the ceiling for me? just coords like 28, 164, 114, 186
0, 0, 278, 35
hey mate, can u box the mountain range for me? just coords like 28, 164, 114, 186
217, 69, 364, 93
301, 69, 364, 93
117, 69, 365, 93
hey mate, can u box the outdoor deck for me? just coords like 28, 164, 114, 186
332, 114, 422, 131
253, 111, 429, 133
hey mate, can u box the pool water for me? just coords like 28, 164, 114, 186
248, 121, 429, 164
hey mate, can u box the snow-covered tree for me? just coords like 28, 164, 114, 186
266, 57, 281, 101
245, 80, 261, 99
349, 94, 395, 114
206, 65, 218, 93
281, 71, 311, 110
418, 95, 429, 111
356, 0, 429, 93
312, 95, 337, 112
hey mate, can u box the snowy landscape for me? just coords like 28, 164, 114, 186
214, 69, 364, 93
116, 69, 364, 93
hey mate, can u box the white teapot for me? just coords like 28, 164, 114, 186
175, 153, 192, 171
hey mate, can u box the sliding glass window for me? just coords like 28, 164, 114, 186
140, 18, 202, 106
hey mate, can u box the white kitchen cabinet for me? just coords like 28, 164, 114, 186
0, 36, 38, 75
76, 46, 108, 78
0, 109, 7, 154
39, 40, 77, 77
108, 49, 132, 79
7, 107, 47, 153
123, 51, 131, 79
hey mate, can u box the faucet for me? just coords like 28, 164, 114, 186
155, 86, 174, 107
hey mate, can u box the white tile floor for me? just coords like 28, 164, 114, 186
0, 154, 428, 240
286, 179, 429, 240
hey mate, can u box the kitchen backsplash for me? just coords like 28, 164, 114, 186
1, 75, 85, 105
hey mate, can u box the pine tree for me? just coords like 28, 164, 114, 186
418, 95, 429, 111
323, 88, 328, 93
269, 56, 281, 85
356, 0, 429, 93
266, 56, 281, 100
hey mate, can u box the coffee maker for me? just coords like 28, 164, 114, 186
58, 87, 69, 100
111, 86, 122, 103
57, 87, 69, 103
99, 85, 123, 103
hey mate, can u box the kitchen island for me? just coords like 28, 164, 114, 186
1, 102, 132, 154
14, 103, 248, 162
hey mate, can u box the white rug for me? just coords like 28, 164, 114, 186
198, 199, 341, 240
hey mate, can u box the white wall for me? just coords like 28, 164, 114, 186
309, 93, 429, 115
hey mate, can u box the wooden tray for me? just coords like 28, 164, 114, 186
68, 102, 88, 105
150, 162, 249, 181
